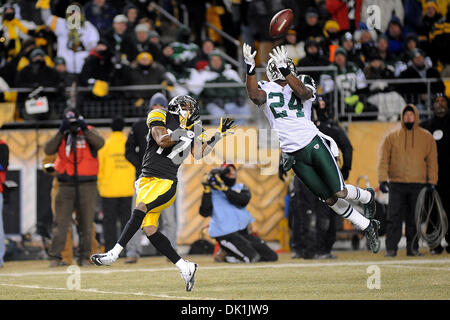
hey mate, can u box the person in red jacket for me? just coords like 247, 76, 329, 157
44, 107, 105, 266
326, 0, 362, 32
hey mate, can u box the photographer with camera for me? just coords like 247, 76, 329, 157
44, 107, 104, 266
199, 164, 278, 263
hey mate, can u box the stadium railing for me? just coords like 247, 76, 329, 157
2, 74, 448, 129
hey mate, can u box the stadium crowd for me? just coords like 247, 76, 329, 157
0, 0, 448, 123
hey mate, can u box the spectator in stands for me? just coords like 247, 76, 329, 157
325, 0, 362, 33
147, 30, 164, 63
0, 39, 37, 87
297, 39, 330, 83
282, 29, 305, 66
364, 53, 406, 121
200, 164, 278, 263
404, 0, 424, 35
376, 34, 397, 69
126, 51, 172, 103
361, 0, 405, 33
84, 0, 117, 31
322, 20, 341, 62
320, 48, 368, 115
298, 7, 324, 42
98, 116, 135, 252
161, 34, 198, 84
353, 29, 377, 63
44, 107, 105, 266
340, 31, 364, 69
0, 138, 9, 268
1, 3, 36, 59
123, 3, 139, 31
78, 40, 117, 99
194, 39, 215, 71
420, 93, 450, 254
417, 0, 443, 52
378, 104, 438, 257
385, 16, 405, 56
398, 48, 445, 112
15, 48, 62, 120
429, 3, 450, 75
54, 56, 77, 88
130, 24, 163, 64
103, 14, 135, 65
37, 0, 100, 74
192, 51, 250, 125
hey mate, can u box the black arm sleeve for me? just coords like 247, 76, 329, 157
199, 191, 213, 217
225, 186, 251, 208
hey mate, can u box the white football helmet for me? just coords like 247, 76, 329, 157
266, 57, 297, 82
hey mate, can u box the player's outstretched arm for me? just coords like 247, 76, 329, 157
269, 46, 312, 101
243, 43, 266, 106
191, 118, 236, 159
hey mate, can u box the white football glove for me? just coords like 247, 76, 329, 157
269, 45, 289, 69
243, 43, 256, 74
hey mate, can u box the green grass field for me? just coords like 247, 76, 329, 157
0, 250, 449, 300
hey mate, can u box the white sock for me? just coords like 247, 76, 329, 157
110, 244, 123, 257
345, 185, 372, 204
175, 258, 188, 272
330, 198, 370, 230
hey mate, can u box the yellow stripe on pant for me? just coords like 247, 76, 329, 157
135, 176, 177, 228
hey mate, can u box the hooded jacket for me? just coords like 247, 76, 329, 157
378, 104, 438, 185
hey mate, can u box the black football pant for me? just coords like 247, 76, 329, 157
216, 228, 278, 263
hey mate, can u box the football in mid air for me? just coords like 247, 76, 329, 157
269, 9, 294, 39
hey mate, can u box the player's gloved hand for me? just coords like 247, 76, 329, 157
379, 181, 389, 193
202, 173, 212, 193
269, 45, 288, 67
211, 174, 228, 191
217, 117, 236, 137
170, 127, 194, 142
243, 43, 257, 75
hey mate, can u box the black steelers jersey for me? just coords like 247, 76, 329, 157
140, 109, 196, 181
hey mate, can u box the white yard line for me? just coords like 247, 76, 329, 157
0, 283, 216, 300
0, 258, 449, 277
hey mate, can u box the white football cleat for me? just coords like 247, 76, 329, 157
90, 251, 118, 266
179, 260, 198, 292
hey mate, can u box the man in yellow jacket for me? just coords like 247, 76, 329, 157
98, 116, 135, 252
378, 104, 438, 257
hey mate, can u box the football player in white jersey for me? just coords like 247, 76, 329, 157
243, 44, 381, 253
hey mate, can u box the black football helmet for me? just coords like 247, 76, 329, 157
168, 95, 200, 128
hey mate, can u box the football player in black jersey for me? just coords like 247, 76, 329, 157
91, 95, 236, 292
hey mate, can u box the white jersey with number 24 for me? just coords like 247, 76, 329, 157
258, 74, 319, 153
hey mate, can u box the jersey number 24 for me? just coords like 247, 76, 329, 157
268, 92, 304, 119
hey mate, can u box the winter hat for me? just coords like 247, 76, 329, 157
149, 92, 168, 109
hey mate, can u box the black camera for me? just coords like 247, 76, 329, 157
68, 118, 80, 132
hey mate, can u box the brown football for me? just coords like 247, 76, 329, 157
269, 9, 294, 39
